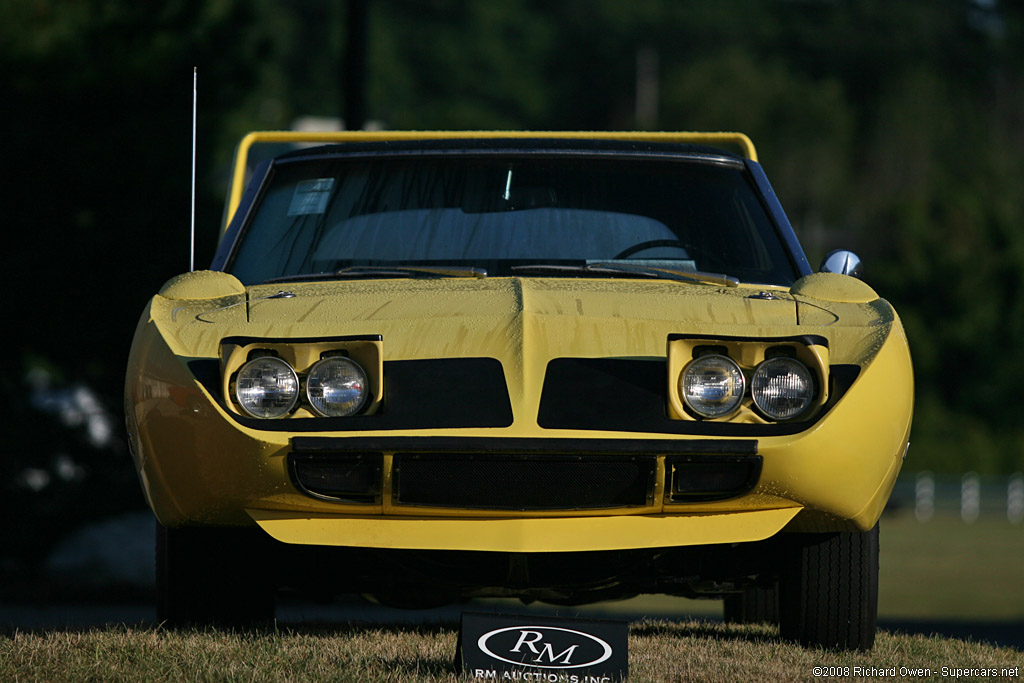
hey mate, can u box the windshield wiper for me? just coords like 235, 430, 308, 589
510, 263, 738, 287
265, 265, 488, 283
590, 262, 739, 287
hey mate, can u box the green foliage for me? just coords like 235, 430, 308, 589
370, 0, 557, 129
661, 48, 855, 240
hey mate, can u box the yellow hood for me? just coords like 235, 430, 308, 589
150, 271, 892, 372
240, 277, 798, 361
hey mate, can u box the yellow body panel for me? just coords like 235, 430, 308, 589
247, 507, 801, 552
126, 269, 913, 548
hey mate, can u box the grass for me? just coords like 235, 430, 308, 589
1, 621, 1021, 682
877, 512, 1024, 620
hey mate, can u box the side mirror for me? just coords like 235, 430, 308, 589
819, 250, 863, 279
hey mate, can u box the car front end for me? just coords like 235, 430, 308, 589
125, 131, 912, 649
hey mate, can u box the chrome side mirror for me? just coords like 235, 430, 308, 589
819, 249, 863, 279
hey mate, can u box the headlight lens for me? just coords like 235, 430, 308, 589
751, 357, 814, 420
306, 357, 368, 417
680, 354, 745, 418
235, 357, 299, 418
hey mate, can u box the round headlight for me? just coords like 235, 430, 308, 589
306, 357, 368, 417
751, 357, 814, 420
235, 357, 299, 418
680, 354, 745, 418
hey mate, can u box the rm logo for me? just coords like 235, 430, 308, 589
510, 629, 580, 664
458, 612, 627, 681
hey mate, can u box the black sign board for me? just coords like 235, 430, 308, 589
458, 611, 628, 682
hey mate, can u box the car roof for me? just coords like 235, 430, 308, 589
273, 136, 745, 161
225, 131, 757, 228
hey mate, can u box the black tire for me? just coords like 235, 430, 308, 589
723, 584, 779, 625
156, 522, 277, 628
778, 524, 879, 651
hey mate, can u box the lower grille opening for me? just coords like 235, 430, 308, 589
393, 453, 656, 510
667, 455, 762, 502
289, 453, 382, 503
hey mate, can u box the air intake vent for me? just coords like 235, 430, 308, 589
666, 455, 761, 502
289, 453, 382, 503
393, 454, 656, 510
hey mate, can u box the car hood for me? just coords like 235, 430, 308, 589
240, 277, 796, 357
151, 272, 894, 371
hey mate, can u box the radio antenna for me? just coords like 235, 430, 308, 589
190, 66, 197, 272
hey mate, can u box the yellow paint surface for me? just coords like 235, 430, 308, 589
247, 507, 801, 552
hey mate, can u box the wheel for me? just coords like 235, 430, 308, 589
778, 524, 879, 651
723, 584, 779, 625
156, 522, 277, 628
613, 239, 690, 259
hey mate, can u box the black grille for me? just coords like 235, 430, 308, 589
392, 454, 656, 510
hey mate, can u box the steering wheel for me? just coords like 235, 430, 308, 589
613, 239, 691, 259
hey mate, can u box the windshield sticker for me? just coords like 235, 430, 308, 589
288, 178, 334, 216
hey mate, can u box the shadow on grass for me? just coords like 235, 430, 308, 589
625, 617, 1024, 652
388, 655, 461, 679
631, 618, 781, 646
275, 620, 459, 638
3, 606, 1021, 653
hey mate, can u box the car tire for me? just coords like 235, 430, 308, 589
156, 522, 277, 628
778, 523, 879, 651
723, 584, 779, 625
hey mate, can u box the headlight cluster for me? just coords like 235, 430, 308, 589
680, 353, 815, 421
235, 356, 368, 419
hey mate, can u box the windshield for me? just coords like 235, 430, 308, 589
227, 153, 798, 286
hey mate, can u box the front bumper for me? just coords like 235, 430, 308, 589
248, 507, 802, 552
127, 312, 912, 550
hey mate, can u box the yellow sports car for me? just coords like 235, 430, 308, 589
125, 131, 912, 650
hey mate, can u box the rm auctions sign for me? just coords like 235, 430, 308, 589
458, 612, 628, 682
